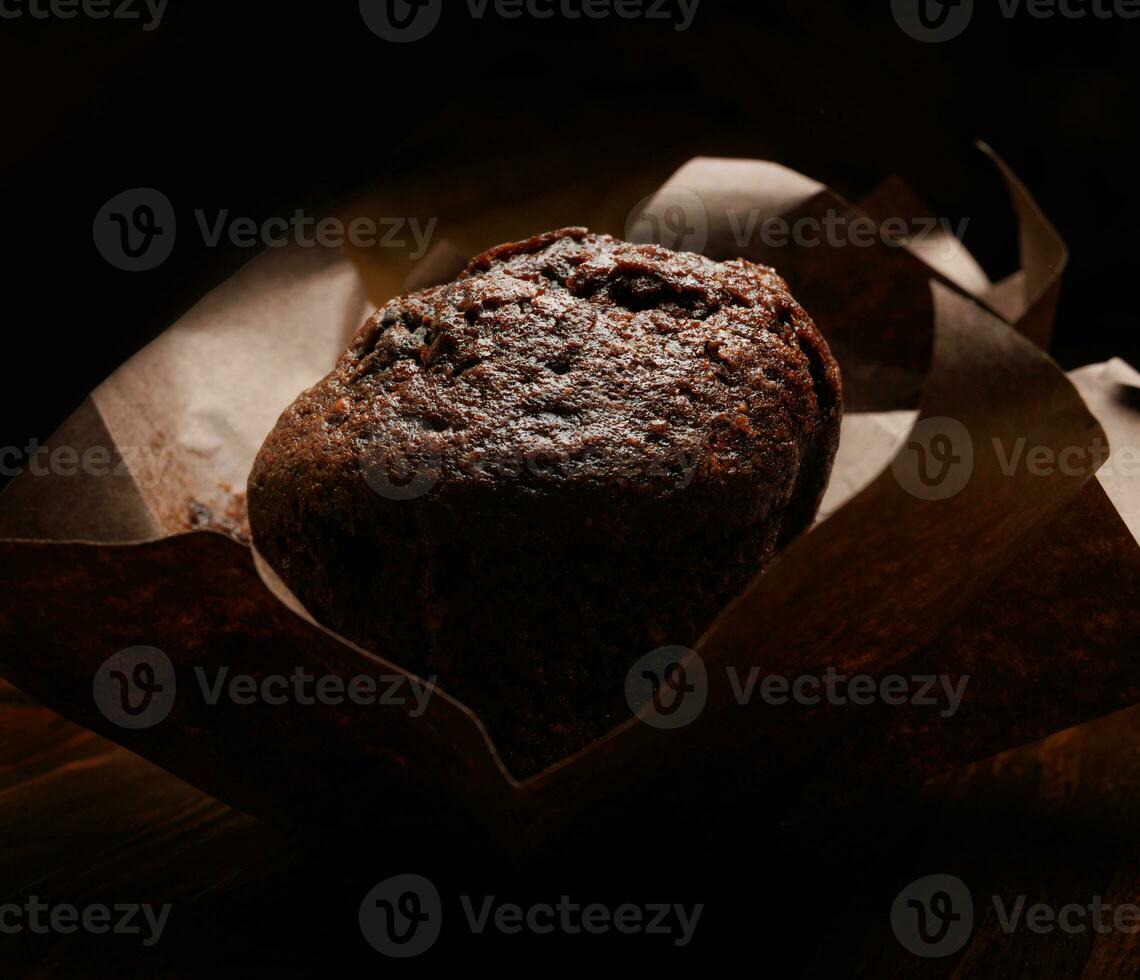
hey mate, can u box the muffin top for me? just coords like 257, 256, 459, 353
269, 228, 839, 497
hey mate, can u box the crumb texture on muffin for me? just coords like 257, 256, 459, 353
248, 228, 842, 778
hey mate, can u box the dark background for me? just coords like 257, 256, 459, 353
0, 0, 1135, 460
0, 2, 1136, 974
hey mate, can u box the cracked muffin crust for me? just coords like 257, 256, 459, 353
248, 228, 842, 778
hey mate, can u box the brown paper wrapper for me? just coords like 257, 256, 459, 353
1, 149, 1137, 856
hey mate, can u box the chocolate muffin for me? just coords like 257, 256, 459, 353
248, 229, 842, 777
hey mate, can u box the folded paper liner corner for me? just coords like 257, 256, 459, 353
2, 147, 1139, 855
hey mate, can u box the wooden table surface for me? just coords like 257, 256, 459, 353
8, 674, 1140, 976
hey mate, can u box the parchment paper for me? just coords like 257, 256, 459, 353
1, 152, 1138, 856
